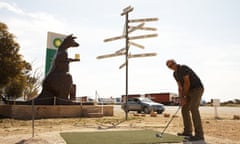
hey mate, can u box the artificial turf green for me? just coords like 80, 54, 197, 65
60, 130, 184, 144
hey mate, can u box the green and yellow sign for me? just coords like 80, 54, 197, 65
45, 32, 66, 75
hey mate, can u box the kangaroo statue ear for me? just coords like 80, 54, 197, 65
65, 34, 73, 39
70, 34, 77, 39
66, 34, 77, 40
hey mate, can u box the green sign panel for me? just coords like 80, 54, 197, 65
45, 48, 57, 75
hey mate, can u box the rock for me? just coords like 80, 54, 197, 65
164, 113, 170, 118
233, 115, 240, 120
150, 111, 157, 117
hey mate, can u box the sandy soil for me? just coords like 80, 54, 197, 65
0, 106, 239, 144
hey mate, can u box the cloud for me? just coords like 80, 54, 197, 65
0, 1, 24, 15
0, 1, 67, 73
0, 2, 65, 32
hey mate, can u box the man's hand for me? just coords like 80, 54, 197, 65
180, 96, 187, 106
177, 82, 187, 106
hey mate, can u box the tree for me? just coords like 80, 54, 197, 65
23, 66, 42, 100
234, 99, 240, 104
0, 22, 33, 99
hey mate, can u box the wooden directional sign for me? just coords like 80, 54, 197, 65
129, 18, 158, 23
123, 6, 132, 11
129, 34, 158, 40
129, 26, 157, 31
97, 52, 125, 59
129, 41, 144, 49
115, 48, 126, 54
128, 23, 145, 33
104, 35, 125, 42
128, 53, 157, 58
121, 6, 134, 16
119, 62, 126, 69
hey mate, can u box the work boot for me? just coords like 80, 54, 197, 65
185, 136, 204, 141
177, 132, 192, 137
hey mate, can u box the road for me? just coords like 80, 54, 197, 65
114, 105, 240, 118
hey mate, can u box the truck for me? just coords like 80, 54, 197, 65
121, 94, 143, 103
145, 93, 179, 105
122, 93, 179, 105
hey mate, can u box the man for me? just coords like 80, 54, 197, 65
166, 59, 204, 141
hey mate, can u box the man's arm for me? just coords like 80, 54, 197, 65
177, 82, 183, 97
177, 74, 190, 106
68, 58, 80, 62
183, 75, 190, 96
177, 82, 185, 106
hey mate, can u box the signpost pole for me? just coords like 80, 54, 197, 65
125, 12, 129, 120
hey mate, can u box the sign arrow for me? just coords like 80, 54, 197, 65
119, 62, 126, 69
129, 26, 157, 31
121, 6, 134, 16
129, 18, 158, 23
128, 53, 157, 58
128, 23, 145, 33
129, 41, 144, 49
104, 35, 125, 42
115, 48, 126, 54
129, 34, 158, 40
96, 52, 126, 59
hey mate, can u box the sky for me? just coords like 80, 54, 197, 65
1, 0, 240, 102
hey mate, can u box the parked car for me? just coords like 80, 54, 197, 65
121, 97, 165, 114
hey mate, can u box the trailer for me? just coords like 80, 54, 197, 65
121, 94, 143, 103
145, 93, 179, 105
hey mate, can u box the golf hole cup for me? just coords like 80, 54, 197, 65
75, 53, 80, 60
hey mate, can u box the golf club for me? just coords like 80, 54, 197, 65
156, 106, 181, 138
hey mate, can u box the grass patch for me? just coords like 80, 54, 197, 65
61, 130, 184, 144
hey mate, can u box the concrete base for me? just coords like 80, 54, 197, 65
0, 104, 113, 119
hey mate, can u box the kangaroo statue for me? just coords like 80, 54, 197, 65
36, 34, 80, 104
3, 34, 80, 105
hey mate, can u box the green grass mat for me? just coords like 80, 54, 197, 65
60, 130, 184, 144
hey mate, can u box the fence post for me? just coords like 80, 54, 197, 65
32, 99, 35, 137
54, 96, 56, 105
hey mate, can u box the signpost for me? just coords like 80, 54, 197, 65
97, 6, 158, 120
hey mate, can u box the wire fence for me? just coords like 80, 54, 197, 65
2, 96, 95, 105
